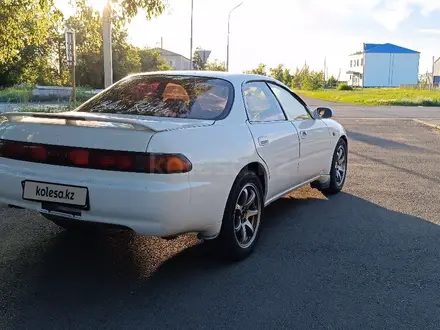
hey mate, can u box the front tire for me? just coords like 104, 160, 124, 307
321, 138, 348, 195
210, 171, 264, 261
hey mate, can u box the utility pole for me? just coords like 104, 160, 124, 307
161, 37, 163, 49
226, 2, 243, 72
432, 55, 435, 90
71, 46, 76, 103
103, 0, 113, 88
65, 29, 76, 104
189, 0, 194, 70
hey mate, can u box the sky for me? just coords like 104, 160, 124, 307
56, 0, 440, 79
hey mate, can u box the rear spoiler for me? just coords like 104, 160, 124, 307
0, 111, 160, 132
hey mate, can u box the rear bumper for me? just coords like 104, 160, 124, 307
0, 158, 219, 237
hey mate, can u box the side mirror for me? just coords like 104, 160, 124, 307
315, 107, 333, 119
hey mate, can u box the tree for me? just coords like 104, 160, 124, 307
64, 1, 170, 88
117, 0, 167, 21
0, 0, 63, 86
192, 48, 206, 70
0, 0, 59, 65
138, 48, 172, 72
326, 75, 338, 88
282, 68, 293, 86
205, 60, 226, 72
290, 67, 302, 89
111, 25, 142, 81
299, 65, 324, 91
0, 0, 169, 87
245, 63, 267, 76
268, 64, 294, 86
269, 64, 284, 82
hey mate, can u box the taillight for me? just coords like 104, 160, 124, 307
68, 149, 89, 166
146, 154, 192, 173
116, 155, 134, 170
0, 139, 192, 174
29, 145, 48, 161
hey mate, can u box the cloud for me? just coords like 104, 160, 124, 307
418, 28, 440, 34
371, 1, 413, 30
296, 0, 440, 31
370, 0, 440, 30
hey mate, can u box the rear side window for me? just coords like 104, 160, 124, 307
74, 75, 234, 120
242, 82, 286, 122
267, 83, 311, 121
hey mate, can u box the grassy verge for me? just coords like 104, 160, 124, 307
0, 86, 95, 103
17, 105, 71, 113
297, 88, 440, 106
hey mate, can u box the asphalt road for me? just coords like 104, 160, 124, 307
1, 100, 440, 329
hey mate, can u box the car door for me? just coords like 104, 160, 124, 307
266, 83, 332, 182
242, 81, 301, 200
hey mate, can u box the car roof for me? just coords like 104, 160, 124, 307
130, 70, 282, 85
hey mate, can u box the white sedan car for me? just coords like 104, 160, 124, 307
0, 71, 347, 261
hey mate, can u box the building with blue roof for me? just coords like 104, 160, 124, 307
347, 43, 420, 87
434, 57, 440, 87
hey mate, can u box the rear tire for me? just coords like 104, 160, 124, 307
321, 138, 348, 195
209, 170, 264, 261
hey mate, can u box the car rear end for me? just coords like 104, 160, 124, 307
0, 73, 234, 237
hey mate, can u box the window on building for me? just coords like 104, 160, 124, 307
357, 59, 359, 66
361, 58, 363, 66
350, 60, 352, 67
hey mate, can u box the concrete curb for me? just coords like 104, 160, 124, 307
413, 119, 440, 131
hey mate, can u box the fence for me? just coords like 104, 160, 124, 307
32, 85, 102, 98
400, 83, 439, 90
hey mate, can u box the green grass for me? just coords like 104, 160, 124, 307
0, 87, 33, 103
297, 88, 440, 106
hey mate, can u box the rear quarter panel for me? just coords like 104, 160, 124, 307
147, 122, 263, 236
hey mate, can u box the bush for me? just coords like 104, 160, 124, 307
336, 83, 353, 91
326, 76, 338, 88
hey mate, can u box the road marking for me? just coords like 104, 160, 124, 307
413, 119, 440, 131
337, 117, 440, 120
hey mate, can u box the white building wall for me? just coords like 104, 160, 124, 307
348, 54, 364, 72
364, 53, 419, 87
433, 59, 440, 76
347, 54, 364, 86
181, 57, 191, 70
162, 55, 191, 70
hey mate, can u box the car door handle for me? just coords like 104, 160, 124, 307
300, 131, 308, 139
258, 136, 269, 146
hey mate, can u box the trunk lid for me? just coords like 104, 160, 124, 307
0, 111, 215, 152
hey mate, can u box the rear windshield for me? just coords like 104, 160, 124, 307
74, 75, 234, 120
